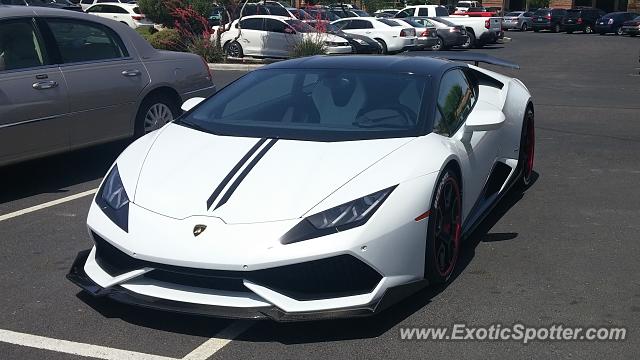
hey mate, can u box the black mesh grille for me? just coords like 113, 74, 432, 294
92, 232, 382, 301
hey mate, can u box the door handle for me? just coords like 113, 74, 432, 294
32, 81, 58, 90
121, 69, 141, 77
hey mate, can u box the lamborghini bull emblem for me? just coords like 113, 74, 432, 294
193, 224, 207, 237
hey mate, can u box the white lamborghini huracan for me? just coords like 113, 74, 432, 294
68, 54, 535, 321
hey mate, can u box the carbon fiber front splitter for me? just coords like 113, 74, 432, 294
67, 249, 428, 322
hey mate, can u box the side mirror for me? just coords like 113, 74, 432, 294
181, 97, 205, 112
464, 109, 505, 132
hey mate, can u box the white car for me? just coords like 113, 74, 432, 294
220, 15, 352, 58
395, 5, 503, 48
80, 0, 132, 12
331, 17, 416, 54
454, 1, 479, 13
85, 3, 153, 29
68, 53, 535, 321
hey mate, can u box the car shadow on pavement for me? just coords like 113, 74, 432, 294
75, 171, 539, 343
0, 140, 129, 205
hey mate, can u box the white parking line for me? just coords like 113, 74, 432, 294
0, 329, 175, 360
0, 188, 97, 222
0, 320, 255, 360
182, 321, 255, 360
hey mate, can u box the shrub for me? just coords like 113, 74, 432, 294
138, 0, 180, 28
187, 0, 214, 19
135, 26, 158, 41
289, 37, 327, 58
187, 36, 224, 63
147, 28, 185, 51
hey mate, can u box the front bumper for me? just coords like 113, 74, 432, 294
595, 24, 613, 33
325, 45, 354, 55
622, 26, 640, 35
68, 249, 427, 321
563, 23, 583, 32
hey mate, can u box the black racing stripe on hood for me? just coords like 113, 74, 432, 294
213, 138, 278, 210
206, 138, 267, 209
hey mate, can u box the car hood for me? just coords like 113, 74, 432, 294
132, 124, 413, 223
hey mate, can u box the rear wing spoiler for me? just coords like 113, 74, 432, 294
403, 52, 520, 70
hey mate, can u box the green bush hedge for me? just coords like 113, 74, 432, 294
148, 28, 185, 51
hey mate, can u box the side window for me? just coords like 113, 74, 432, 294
346, 20, 373, 29
418, 8, 429, 16
80, 0, 93, 4
0, 19, 48, 72
434, 69, 476, 136
264, 19, 288, 33
332, 20, 349, 30
395, 9, 413, 18
239, 18, 263, 30
86, 5, 102, 12
46, 19, 128, 63
435, 7, 449, 16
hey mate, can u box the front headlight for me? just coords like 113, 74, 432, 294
281, 186, 395, 244
96, 165, 130, 231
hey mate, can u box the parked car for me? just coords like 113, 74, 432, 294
305, 8, 341, 22
563, 7, 605, 34
374, 9, 400, 18
331, 17, 416, 54
321, 22, 381, 53
287, 7, 312, 21
396, 18, 439, 50
1, 0, 82, 11
85, 3, 153, 29
532, 8, 567, 32
79, 0, 133, 12
423, 17, 469, 50
502, 11, 534, 31
595, 12, 639, 35
220, 16, 352, 58
0, 6, 216, 167
395, 5, 502, 48
621, 15, 640, 36
330, 8, 370, 18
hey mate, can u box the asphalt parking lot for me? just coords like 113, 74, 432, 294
1, 31, 639, 359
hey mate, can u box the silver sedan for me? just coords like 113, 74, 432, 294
502, 11, 534, 31
0, 5, 216, 166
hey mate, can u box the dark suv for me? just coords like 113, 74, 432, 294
563, 7, 606, 33
532, 8, 567, 32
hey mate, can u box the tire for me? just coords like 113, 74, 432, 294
225, 41, 243, 58
584, 25, 593, 34
616, 27, 624, 36
521, 23, 528, 31
461, 30, 475, 49
599, 32, 606, 35
134, 93, 179, 138
424, 167, 462, 285
553, 24, 561, 33
374, 38, 388, 54
517, 107, 535, 188
566, 30, 573, 34
533, 28, 540, 32
432, 36, 444, 51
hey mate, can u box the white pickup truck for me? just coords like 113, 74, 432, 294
394, 5, 502, 48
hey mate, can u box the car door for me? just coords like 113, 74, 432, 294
343, 19, 374, 37
433, 68, 499, 216
263, 18, 296, 57
40, 17, 150, 148
0, 17, 70, 165
237, 18, 264, 56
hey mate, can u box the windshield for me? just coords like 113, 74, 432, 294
566, 9, 581, 18
534, 9, 550, 16
285, 19, 315, 32
178, 69, 427, 141
308, 9, 340, 21
377, 18, 401, 26
400, 18, 423, 27
432, 17, 455, 26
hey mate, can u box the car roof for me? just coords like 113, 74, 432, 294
89, 2, 137, 8
0, 5, 91, 18
263, 55, 456, 76
242, 15, 292, 20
